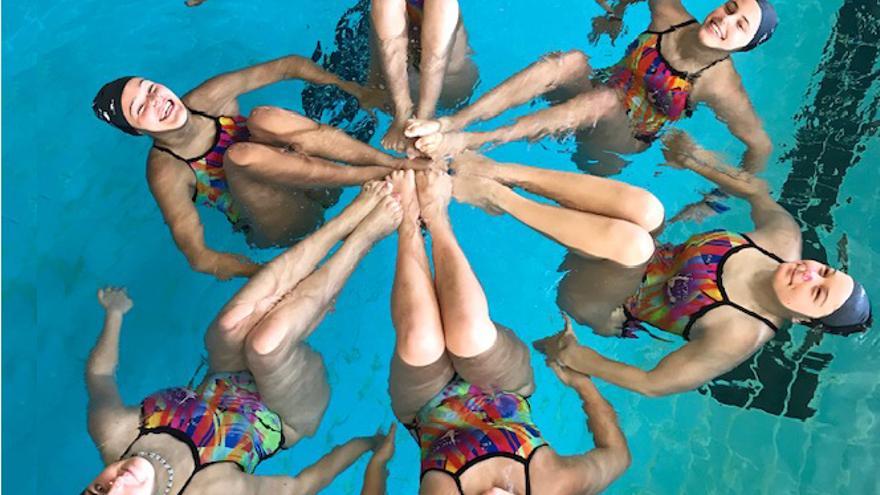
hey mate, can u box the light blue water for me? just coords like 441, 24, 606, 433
4, 0, 879, 493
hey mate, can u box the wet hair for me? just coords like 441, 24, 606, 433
739, 0, 778, 52
92, 76, 141, 135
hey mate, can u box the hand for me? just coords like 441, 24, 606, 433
341, 81, 387, 115
369, 423, 397, 464
97, 287, 133, 315
533, 313, 579, 365
660, 130, 699, 168
209, 252, 262, 280
546, 359, 597, 393
589, 13, 624, 45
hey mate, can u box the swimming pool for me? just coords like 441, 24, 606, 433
3, 0, 879, 492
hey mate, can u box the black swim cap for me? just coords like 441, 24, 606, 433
739, 0, 778, 52
92, 76, 140, 135
817, 280, 872, 336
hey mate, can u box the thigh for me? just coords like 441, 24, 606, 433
556, 253, 644, 335
224, 151, 327, 247
389, 352, 455, 424
450, 324, 535, 396
246, 106, 319, 146
249, 343, 331, 446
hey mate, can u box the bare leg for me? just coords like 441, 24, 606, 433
205, 181, 393, 372
372, 0, 415, 153
452, 152, 664, 231
415, 0, 460, 120
405, 50, 592, 137
247, 106, 411, 169
388, 170, 446, 366
413, 88, 620, 160
452, 173, 655, 267
417, 171, 496, 357
225, 142, 392, 189
242, 196, 402, 441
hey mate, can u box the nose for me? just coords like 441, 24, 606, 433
795, 263, 816, 282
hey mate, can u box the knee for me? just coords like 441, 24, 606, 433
225, 142, 262, 167
628, 189, 665, 232
548, 50, 590, 80
396, 333, 446, 367
606, 221, 655, 267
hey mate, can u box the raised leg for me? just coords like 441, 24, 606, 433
371, 0, 415, 153
243, 195, 402, 441
414, 0, 461, 120
452, 152, 664, 231
417, 171, 496, 357
247, 106, 407, 169
452, 173, 655, 267
204, 182, 393, 372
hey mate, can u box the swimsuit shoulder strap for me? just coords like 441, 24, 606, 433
649, 18, 698, 35
690, 54, 731, 81
740, 233, 786, 263
152, 111, 223, 164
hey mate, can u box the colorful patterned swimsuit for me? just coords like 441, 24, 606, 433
123, 372, 284, 493
153, 110, 250, 228
410, 377, 549, 495
606, 19, 728, 143
623, 230, 783, 340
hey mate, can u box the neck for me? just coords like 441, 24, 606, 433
151, 109, 212, 151
129, 434, 196, 495
750, 267, 795, 320
676, 26, 730, 68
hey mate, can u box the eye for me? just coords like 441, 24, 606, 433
812, 287, 820, 302
137, 104, 145, 115
737, 21, 745, 31
150, 84, 157, 93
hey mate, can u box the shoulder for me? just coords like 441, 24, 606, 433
691, 307, 776, 353
692, 58, 744, 103
648, 1, 694, 31
183, 88, 240, 117
90, 406, 141, 463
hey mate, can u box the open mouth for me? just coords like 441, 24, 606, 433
709, 20, 724, 40
160, 100, 174, 121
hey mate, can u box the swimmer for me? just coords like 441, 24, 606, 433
83, 182, 403, 494
407, 0, 777, 176
371, 0, 479, 154
527, 132, 871, 397
381, 169, 630, 494
93, 54, 423, 280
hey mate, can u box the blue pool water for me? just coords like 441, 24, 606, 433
4, 0, 879, 493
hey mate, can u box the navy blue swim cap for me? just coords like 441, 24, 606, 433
92, 76, 141, 135
739, 0, 778, 52
817, 280, 872, 336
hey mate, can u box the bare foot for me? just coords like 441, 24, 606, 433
185, 0, 207, 6
344, 180, 393, 224
355, 195, 403, 242
415, 170, 452, 226
404, 117, 453, 138
414, 131, 470, 160
394, 157, 432, 171
450, 151, 503, 181
452, 174, 505, 216
386, 170, 420, 231
381, 119, 413, 154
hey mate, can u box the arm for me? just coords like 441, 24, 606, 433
547, 361, 630, 495
661, 132, 801, 248
87, 288, 139, 464
361, 424, 397, 495
147, 152, 260, 280
698, 72, 773, 173
185, 55, 367, 112
560, 335, 750, 397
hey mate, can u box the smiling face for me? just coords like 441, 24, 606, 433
699, 0, 763, 51
119, 78, 188, 134
83, 457, 155, 495
772, 260, 855, 320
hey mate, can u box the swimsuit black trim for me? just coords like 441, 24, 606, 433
420, 444, 550, 495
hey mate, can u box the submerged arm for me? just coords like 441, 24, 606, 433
87, 288, 139, 463
560, 335, 748, 397
147, 152, 260, 280
186, 55, 366, 110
